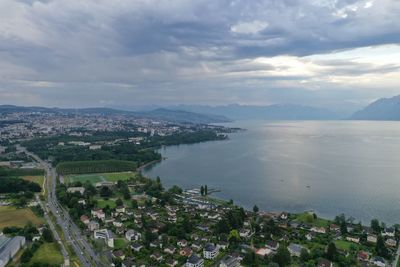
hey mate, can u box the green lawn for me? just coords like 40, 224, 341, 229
114, 238, 127, 249
96, 198, 117, 209
295, 212, 330, 227
0, 206, 43, 229
66, 171, 136, 184
30, 243, 63, 265
334, 240, 359, 251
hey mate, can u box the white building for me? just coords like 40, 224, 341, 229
0, 235, 26, 267
125, 229, 141, 242
203, 243, 219, 260
186, 254, 204, 267
94, 229, 114, 248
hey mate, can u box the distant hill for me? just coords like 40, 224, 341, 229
169, 104, 340, 120
137, 108, 230, 124
350, 95, 400, 120
0, 105, 230, 124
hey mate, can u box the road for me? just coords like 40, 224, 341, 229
20, 146, 107, 267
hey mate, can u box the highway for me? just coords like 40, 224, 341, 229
19, 146, 107, 267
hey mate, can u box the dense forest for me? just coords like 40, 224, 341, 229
0, 177, 41, 193
56, 160, 138, 174
0, 167, 44, 177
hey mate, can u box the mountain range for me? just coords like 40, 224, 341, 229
350, 95, 400, 120
0, 105, 230, 124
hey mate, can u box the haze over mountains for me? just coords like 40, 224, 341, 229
3, 94, 400, 123
350, 95, 400, 120
0, 105, 229, 124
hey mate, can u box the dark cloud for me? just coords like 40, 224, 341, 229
0, 0, 399, 109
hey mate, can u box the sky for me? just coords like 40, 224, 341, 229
1, 0, 400, 113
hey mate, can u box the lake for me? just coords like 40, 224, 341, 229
143, 120, 400, 224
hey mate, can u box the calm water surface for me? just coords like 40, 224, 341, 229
144, 121, 400, 224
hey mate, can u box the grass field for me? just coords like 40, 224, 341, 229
96, 198, 118, 209
30, 243, 63, 265
114, 238, 127, 249
334, 240, 359, 251
22, 175, 45, 193
65, 171, 136, 184
0, 206, 43, 229
294, 212, 330, 228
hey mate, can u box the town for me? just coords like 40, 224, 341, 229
0, 109, 399, 267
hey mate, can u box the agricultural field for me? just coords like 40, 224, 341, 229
65, 171, 136, 184
0, 206, 43, 229
29, 243, 63, 266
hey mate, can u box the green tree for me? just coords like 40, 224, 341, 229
42, 228, 54, 242
371, 219, 381, 233
273, 245, 291, 267
115, 198, 123, 207
253, 205, 259, 213
300, 248, 311, 262
376, 235, 389, 258
228, 229, 241, 245
326, 242, 337, 261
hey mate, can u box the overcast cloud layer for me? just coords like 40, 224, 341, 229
1, 0, 400, 112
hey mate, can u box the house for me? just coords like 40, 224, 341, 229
116, 226, 125, 235
125, 229, 141, 242
239, 229, 251, 238
164, 246, 176, 254
280, 212, 288, 220
385, 238, 397, 247
367, 234, 377, 243
288, 243, 305, 257
150, 240, 161, 248
346, 236, 360, 243
112, 250, 125, 260
219, 255, 241, 267
318, 258, 333, 267
113, 221, 123, 228
166, 258, 178, 267
94, 229, 114, 248
265, 240, 279, 251
191, 242, 203, 252
306, 232, 316, 241
180, 246, 193, 257
150, 252, 163, 261
217, 241, 228, 250
186, 254, 204, 267
330, 224, 340, 232
121, 259, 136, 267
88, 221, 99, 231
358, 251, 370, 262
203, 243, 219, 259
372, 256, 386, 267
80, 215, 90, 225
256, 248, 273, 257
130, 243, 143, 252
67, 187, 85, 194
91, 208, 105, 221
178, 239, 188, 247
116, 205, 126, 214
383, 227, 395, 237
311, 226, 326, 234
